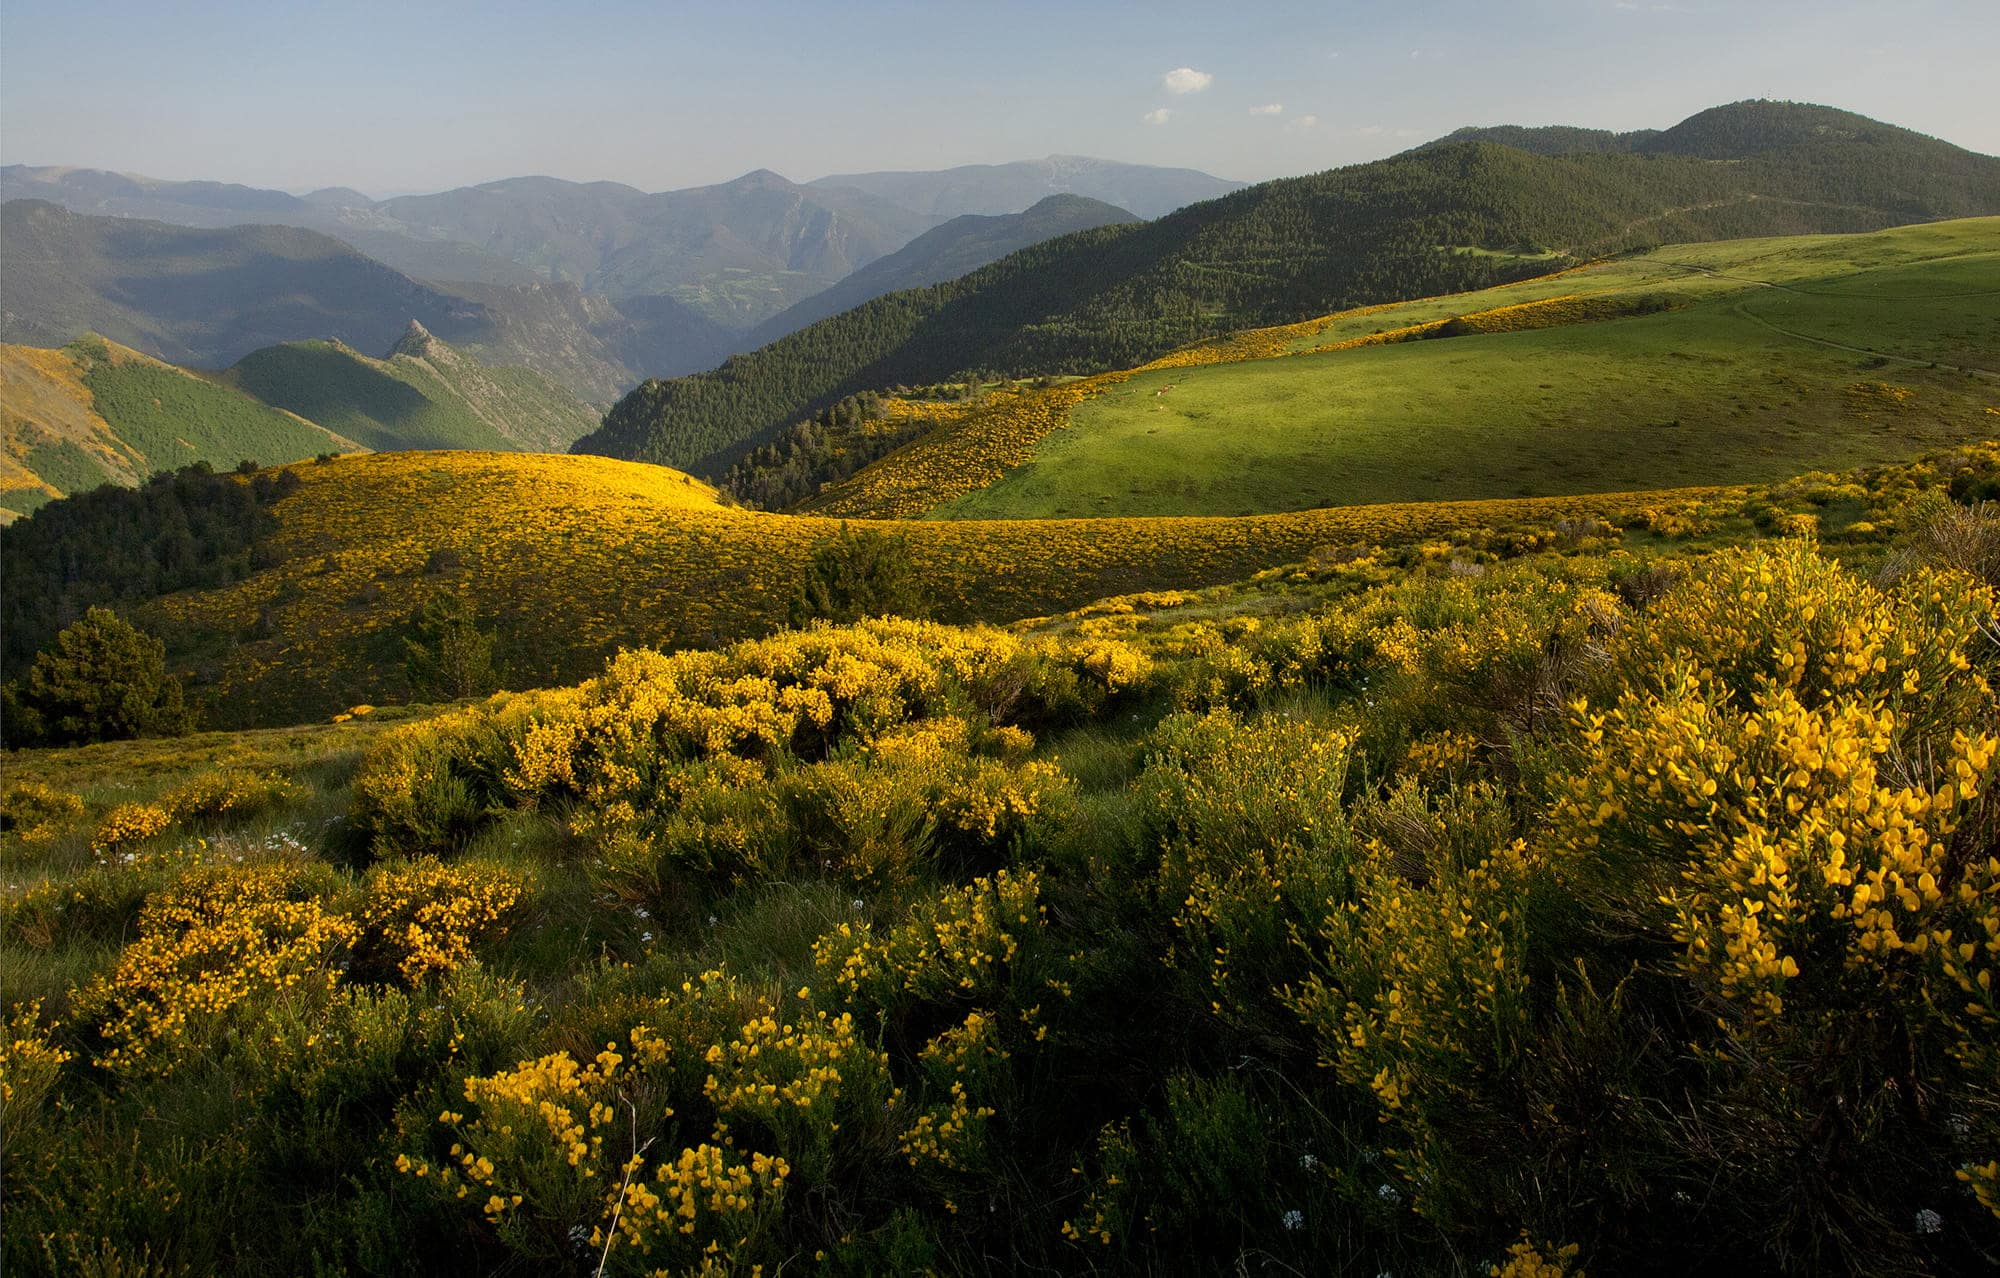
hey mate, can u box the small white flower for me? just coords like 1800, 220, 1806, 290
707, 914, 718, 926
1280, 1209, 1304, 1231
640, 931, 654, 943
633, 906, 650, 919
1915, 1208, 1943, 1234
1298, 1153, 1318, 1171
851, 899, 866, 911
1376, 1182, 1401, 1204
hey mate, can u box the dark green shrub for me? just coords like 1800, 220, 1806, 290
3, 608, 195, 747
403, 592, 497, 701
789, 524, 930, 625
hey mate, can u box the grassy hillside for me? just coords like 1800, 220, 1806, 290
896, 219, 1999, 519
0, 343, 135, 519
2, 323, 603, 523
578, 101, 2000, 474
0, 447, 1739, 727
221, 325, 599, 454
0, 337, 351, 520
7, 449, 1999, 1275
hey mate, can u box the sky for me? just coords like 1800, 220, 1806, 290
3, 0, 1997, 196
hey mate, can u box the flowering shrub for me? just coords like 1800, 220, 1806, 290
900, 1012, 1004, 1176
1144, 711, 1356, 1027
1290, 832, 1542, 1215
0, 1000, 73, 1149
70, 861, 354, 1074
704, 1003, 892, 1180
1490, 1234, 1586, 1277
163, 767, 301, 825
816, 870, 1046, 1013
357, 857, 529, 983
400, 1034, 684, 1262
90, 801, 173, 852
1, 781, 85, 845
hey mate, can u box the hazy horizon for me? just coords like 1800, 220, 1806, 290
3, 0, 1997, 198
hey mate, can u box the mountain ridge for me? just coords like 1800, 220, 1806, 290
807, 154, 1244, 219
743, 194, 1142, 346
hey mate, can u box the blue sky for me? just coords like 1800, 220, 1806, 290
3, 0, 1995, 194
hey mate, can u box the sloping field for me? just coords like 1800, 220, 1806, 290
135, 449, 1718, 724
803, 220, 1998, 520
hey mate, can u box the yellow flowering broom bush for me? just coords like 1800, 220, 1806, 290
163, 767, 303, 826
1289, 829, 1544, 1217
69, 860, 355, 1075
1142, 710, 1357, 1029
0, 1000, 74, 1152
1533, 541, 2000, 1245
89, 801, 173, 853
815, 869, 1048, 1015
400, 966, 904, 1272
0, 780, 85, 846
356, 857, 531, 983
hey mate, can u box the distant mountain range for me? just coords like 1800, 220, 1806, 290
0, 156, 1237, 405
806, 156, 1243, 219
342, 170, 941, 329
576, 100, 2000, 473
0, 156, 1236, 333
0, 200, 492, 370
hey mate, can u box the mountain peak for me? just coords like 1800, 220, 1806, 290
1642, 99, 1942, 158
389, 318, 439, 359
724, 168, 792, 190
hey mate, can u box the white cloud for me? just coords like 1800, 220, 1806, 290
1143, 107, 1173, 126
1161, 67, 1214, 95
1249, 103, 1284, 116
1288, 114, 1320, 131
